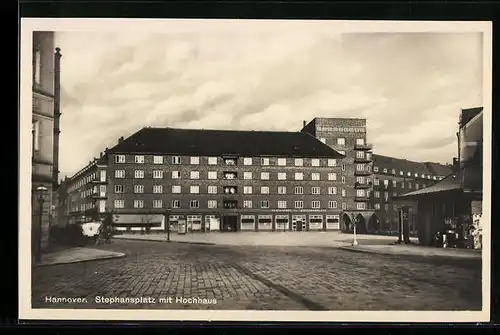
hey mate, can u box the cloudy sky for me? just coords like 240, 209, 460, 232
54, 22, 484, 178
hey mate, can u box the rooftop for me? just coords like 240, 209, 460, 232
372, 154, 453, 177
107, 127, 345, 158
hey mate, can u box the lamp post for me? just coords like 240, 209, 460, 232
351, 213, 358, 247
165, 207, 171, 242
35, 186, 48, 264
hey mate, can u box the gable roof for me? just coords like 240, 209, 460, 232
372, 154, 452, 176
395, 171, 461, 198
108, 127, 345, 158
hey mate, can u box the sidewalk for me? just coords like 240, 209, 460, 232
35, 247, 126, 267
340, 243, 482, 260
113, 231, 418, 248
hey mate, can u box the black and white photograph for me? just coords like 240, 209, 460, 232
20, 19, 491, 322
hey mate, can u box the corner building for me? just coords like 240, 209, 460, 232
66, 127, 347, 232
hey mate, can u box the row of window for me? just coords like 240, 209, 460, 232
113, 184, 351, 196
113, 199, 364, 210
374, 203, 398, 211
115, 155, 340, 167
114, 170, 350, 181
374, 179, 426, 190
68, 170, 107, 193
373, 166, 443, 181
315, 126, 366, 133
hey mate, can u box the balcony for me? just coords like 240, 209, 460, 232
222, 200, 238, 209
354, 143, 373, 150
355, 196, 370, 202
223, 186, 238, 195
91, 193, 107, 199
355, 182, 373, 189
354, 170, 372, 176
223, 172, 238, 180
354, 155, 373, 163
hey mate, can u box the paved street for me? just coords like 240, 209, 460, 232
31, 239, 482, 311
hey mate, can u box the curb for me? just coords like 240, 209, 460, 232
34, 253, 127, 268
114, 237, 217, 246
338, 246, 481, 260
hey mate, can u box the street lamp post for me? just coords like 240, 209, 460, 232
165, 207, 171, 242
35, 186, 48, 264
351, 213, 358, 247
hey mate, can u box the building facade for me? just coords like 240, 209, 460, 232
396, 107, 484, 247
62, 127, 351, 232
31, 32, 61, 251
370, 155, 453, 234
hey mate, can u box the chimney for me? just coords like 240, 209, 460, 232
303, 120, 307, 128
100, 152, 103, 157
53, 47, 62, 188
105, 147, 109, 153
118, 136, 124, 143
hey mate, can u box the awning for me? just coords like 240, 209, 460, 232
114, 214, 163, 224
395, 171, 461, 199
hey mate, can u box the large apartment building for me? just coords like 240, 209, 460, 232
370, 155, 454, 234
31, 31, 62, 250
62, 126, 356, 232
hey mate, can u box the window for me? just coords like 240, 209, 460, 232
342, 203, 347, 210
172, 200, 181, 208
374, 191, 380, 198
204, 171, 216, 180
295, 186, 303, 194
341, 176, 346, 184
224, 158, 236, 165
356, 189, 366, 197
328, 186, 337, 195
134, 185, 144, 193
134, 170, 144, 179
392, 180, 397, 187
223, 186, 237, 194
115, 155, 125, 163
243, 172, 252, 180
415, 184, 419, 190
261, 158, 270, 166
356, 176, 366, 184
393, 204, 398, 211
153, 200, 163, 208
328, 173, 337, 181
278, 186, 287, 194
384, 192, 389, 201
243, 186, 253, 194
341, 189, 347, 197
115, 170, 125, 178
34, 48, 41, 84
294, 158, 303, 166
208, 186, 217, 194
190, 185, 199, 194
414, 173, 418, 178
311, 187, 321, 195
328, 201, 337, 209
356, 151, 364, 158
114, 185, 124, 193
320, 137, 326, 143
342, 164, 346, 171
277, 158, 287, 166
278, 172, 287, 180
172, 185, 181, 193
243, 200, 253, 208
337, 138, 346, 145
311, 159, 320, 167
208, 157, 217, 165
357, 203, 366, 210
190, 200, 199, 208
260, 200, 269, 208
278, 200, 287, 209
408, 183, 412, 189
261, 172, 270, 180
295, 172, 304, 180
373, 166, 379, 172
383, 179, 389, 187
356, 138, 364, 145
374, 203, 381, 210
312, 201, 321, 209
261, 186, 269, 194
190, 157, 200, 165
135, 155, 144, 164
243, 157, 252, 165
153, 156, 163, 164
311, 173, 320, 181
328, 159, 337, 167
295, 201, 304, 209
153, 170, 163, 179
356, 164, 365, 171
190, 171, 200, 179
114, 200, 124, 209
153, 185, 163, 193
172, 156, 181, 164
383, 168, 388, 173
134, 200, 144, 208
208, 200, 217, 209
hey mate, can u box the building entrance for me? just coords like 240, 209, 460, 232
222, 215, 238, 232
291, 215, 307, 232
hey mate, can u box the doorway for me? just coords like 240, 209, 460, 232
292, 215, 307, 232
222, 215, 238, 232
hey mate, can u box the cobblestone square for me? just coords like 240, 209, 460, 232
31, 239, 482, 311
